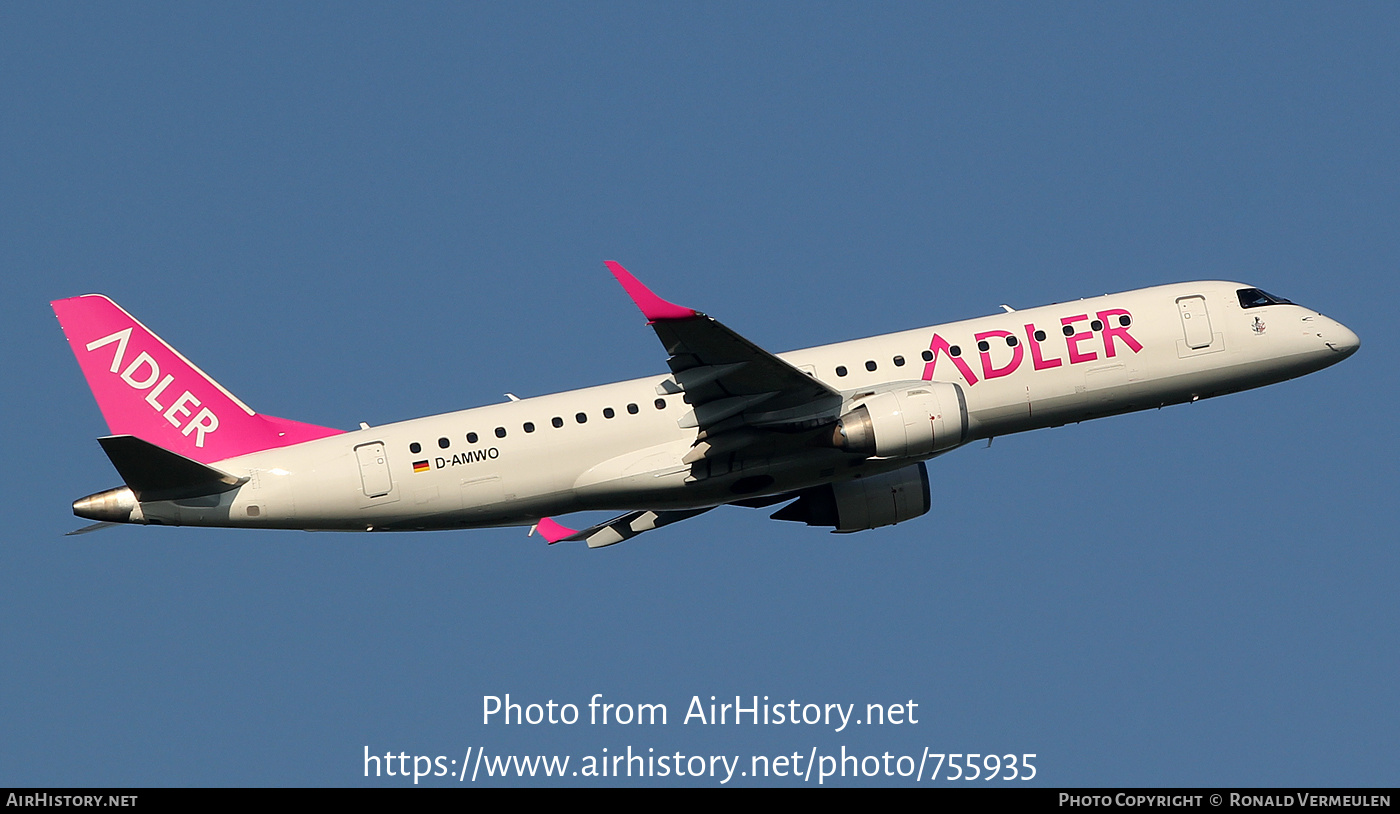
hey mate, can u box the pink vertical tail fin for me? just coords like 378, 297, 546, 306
52, 295, 343, 465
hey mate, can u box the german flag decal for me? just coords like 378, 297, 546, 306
413, 460, 430, 473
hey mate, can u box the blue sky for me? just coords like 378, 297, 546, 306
2, 3, 1396, 786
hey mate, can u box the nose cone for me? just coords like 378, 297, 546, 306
1325, 319, 1361, 358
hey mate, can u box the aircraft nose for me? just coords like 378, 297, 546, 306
1324, 319, 1360, 358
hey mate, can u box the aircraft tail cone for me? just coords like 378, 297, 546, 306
73, 486, 145, 524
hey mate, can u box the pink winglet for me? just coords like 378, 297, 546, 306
604, 261, 698, 322
535, 517, 579, 545
52, 294, 343, 465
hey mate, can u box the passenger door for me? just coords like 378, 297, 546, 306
1177, 295, 1214, 350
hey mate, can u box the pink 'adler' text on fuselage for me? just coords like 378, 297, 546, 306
922, 308, 1142, 385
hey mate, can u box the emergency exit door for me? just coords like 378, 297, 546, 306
355, 442, 394, 498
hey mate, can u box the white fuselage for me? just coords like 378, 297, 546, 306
133, 281, 1356, 531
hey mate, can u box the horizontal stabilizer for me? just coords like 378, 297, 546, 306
64, 521, 119, 536
97, 435, 247, 502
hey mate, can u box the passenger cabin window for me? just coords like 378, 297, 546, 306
495, 427, 506, 438
627, 403, 639, 415
893, 355, 905, 367
466, 432, 478, 444
551, 417, 563, 428
576, 412, 588, 424
523, 422, 535, 433
438, 437, 450, 449
409, 442, 421, 454
865, 360, 877, 372
603, 407, 615, 419
835, 366, 848, 377
1238, 288, 1294, 309
654, 398, 666, 410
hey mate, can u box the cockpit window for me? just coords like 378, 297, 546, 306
1237, 288, 1294, 309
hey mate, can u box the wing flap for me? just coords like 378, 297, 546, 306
676, 392, 779, 429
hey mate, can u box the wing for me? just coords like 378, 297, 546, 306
606, 262, 844, 444
532, 508, 714, 549
530, 264, 849, 549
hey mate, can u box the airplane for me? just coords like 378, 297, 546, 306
52, 262, 1359, 547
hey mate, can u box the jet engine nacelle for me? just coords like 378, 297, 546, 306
771, 462, 931, 532
832, 381, 968, 458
